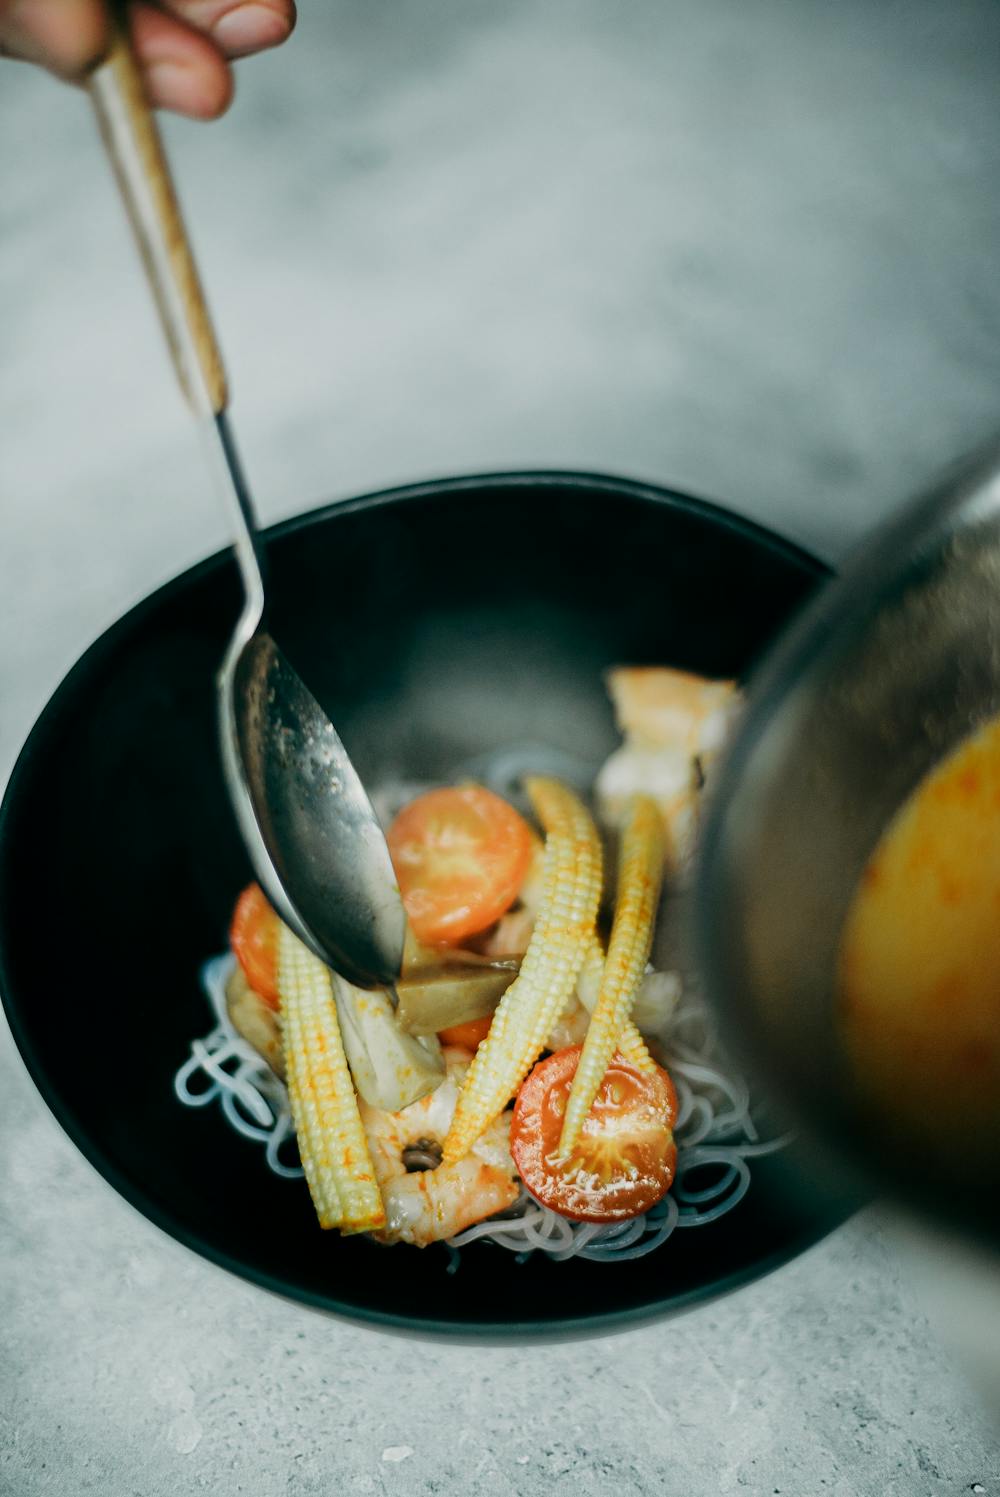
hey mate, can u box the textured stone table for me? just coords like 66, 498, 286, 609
2, 3, 999, 1493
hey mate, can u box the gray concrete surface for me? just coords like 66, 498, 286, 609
2, 1, 1000, 1492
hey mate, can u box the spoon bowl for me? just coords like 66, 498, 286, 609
222, 629, 406, 988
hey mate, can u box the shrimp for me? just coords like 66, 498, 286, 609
596, 666, 741, 867
358, 1048, 519, 1246
225, 965, 286, 1081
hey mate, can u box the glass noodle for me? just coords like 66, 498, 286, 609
175, 745, 791, 1263
175, 954, 790, 1266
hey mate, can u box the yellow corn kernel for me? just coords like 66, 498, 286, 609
558, 794, 665, 1157
277, 923, 386, 1233
578, 932, 656, 1073
443, 777, 602, 1163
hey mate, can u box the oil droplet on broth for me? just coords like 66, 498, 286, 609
838, 712, 1000, 1170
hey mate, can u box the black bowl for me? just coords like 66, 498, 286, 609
0, 472, 849, 1340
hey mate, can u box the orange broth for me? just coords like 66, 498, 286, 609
838, 713, 1000, 1164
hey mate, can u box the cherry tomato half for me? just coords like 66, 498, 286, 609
229, 882, 281, 1010
387, 785, 533, 947
510, 1046, 678, 1222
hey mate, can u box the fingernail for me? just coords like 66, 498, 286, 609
212, 3, 291, 59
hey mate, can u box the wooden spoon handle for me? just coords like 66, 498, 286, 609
88, 17, 228, 415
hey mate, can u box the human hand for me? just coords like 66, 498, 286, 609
0, 0, 296, 118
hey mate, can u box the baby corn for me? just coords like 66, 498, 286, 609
443, 777, 602, 1164
558, 794, 665, 1158
277, 923, 386, 1233
578, 933, 656, 1074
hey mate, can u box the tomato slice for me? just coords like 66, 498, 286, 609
387, 785, 533, 947
229, 883, 281, 1010
437, 1014, 494, 1050
510, 1046, 677, 1222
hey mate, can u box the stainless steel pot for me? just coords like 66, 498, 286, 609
696, 439, 1000, 1247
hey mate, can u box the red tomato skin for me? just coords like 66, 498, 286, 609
437, 1015, 494, 1050
510, 1046, 677, 1223
387, 785, 533, 946
229, 883, 281, 1010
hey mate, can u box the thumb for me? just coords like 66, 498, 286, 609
1, 0, 109, 77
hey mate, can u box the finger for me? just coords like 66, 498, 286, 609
130, 0, 232, 119
0, 0, 108, 77
156, 0, 295, 61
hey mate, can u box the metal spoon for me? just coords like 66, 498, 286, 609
87, 23, 406, 988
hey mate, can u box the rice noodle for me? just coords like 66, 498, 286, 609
175, 743, 790, 1264
175, 951, 789, 1264
174, 955, 306, 1180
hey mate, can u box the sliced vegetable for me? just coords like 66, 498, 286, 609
229, 882, 280, 1009
395, 959, 518, 1037
510, 1045, 677, 1222
559, 794, 665, 1158
437, 1014, 493, 1050
443, 777, 602, 1164
387, 785, 533, 946
332, 976, 445, 1112
401, 924, 479, 973
277, 923, 385, 1233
